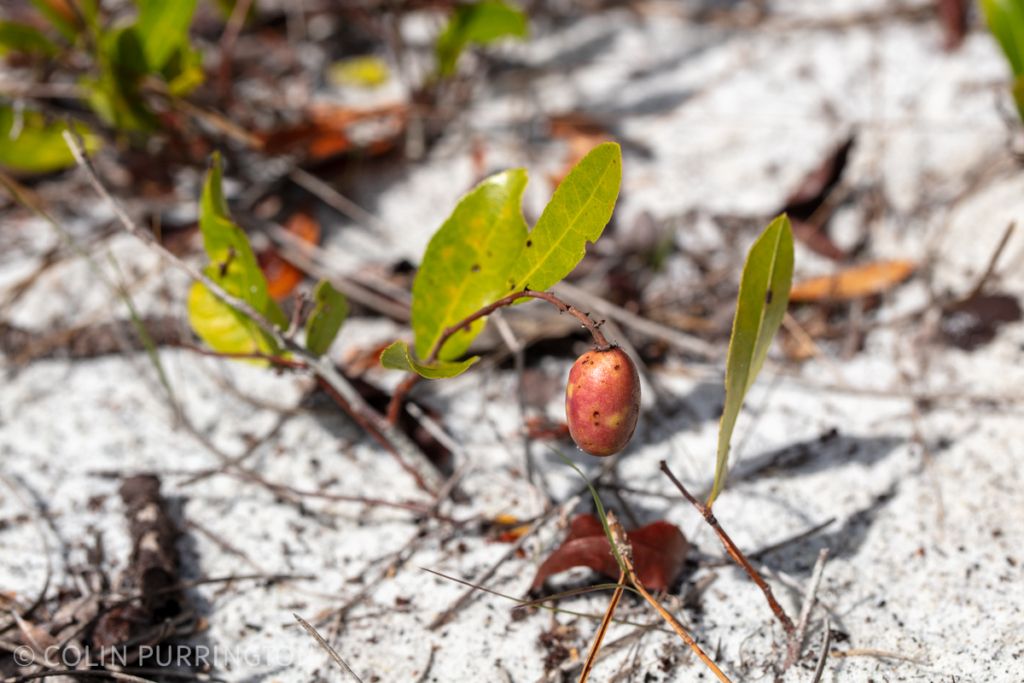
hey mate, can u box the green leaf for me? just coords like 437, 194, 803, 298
983, 0, 1024, 122
708, 214, 794, 506
83, 26, 158, 132
412, 168, 529, 361
305, 280, 349, 356
187, 153, 287, 358
0, 106, 99, 174
983, 0, 1024, 75
163, 44, 205, 96
380, 341, 478, 379
506, 142, 621, 294
134, 0, 198, 71
436, 0, 528, 77
0, 21, 58, 56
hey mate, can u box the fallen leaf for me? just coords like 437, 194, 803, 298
496, 527, 531, 543
783, 136, 856, 261
790, 220, 847, 262
789, 260, 916, 303
257, 103, 406, 161
491, 514, 531, 543
940, 292, 1022, 350
547, 113, 614, 188
259, 210, 320, 300
530, 514, 688, 593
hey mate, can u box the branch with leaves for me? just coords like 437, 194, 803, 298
380, 142, 622, 379
63, 133, 445, 494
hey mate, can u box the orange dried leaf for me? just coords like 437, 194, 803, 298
789, 260, 916, 303
257, 104, 407, 161
259, 211, 320, 300
495, 524, 531, 543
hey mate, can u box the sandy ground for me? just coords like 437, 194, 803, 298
3, 2, 1024, 681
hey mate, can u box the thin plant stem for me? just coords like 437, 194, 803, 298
426, 289, 610, 362
659, 461, 795, 635
386, 288, 611, 423
294, 613, 365, 682
578, 571, 626, 683
605, 514, 733, 683
785, 548, 829, 667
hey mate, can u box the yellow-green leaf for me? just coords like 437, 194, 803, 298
0, 106, 99, 175
328, 55, 391, 88
708, 214, 794, 506
163, 45, 205, 96
187, 278, 272, 359
436, 0, 528, 77
412, 168, 529, 361
305, 280, 348, 356
506, 142, 621, 294
187, 153, 286, 358
380, 340, 478, 379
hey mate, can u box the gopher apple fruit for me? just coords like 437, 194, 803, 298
565, 347, 640, 456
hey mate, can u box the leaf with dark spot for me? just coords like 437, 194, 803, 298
530, 514, 688, 593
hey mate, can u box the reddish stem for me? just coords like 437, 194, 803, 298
426, 289, 610, 363
660, 460, 796, 635
385, 289, 611, 424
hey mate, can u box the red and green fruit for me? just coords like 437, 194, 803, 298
565, 347, 640, 456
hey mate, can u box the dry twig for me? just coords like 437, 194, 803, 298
604, 513, 732, 683
660, 461, 795, 635
294, 613, 365, 682
577, 570, 625, 683
785, 548, 829, 668
810, 619, 831, 683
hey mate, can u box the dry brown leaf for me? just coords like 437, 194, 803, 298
789, 260, 917, 303
531, 514, 688, 593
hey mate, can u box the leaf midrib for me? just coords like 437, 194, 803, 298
712, 220, 786, 492
512, 156, 617, 291
420, 200, 523, 359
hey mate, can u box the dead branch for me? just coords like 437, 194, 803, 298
659, 461, 795, 635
